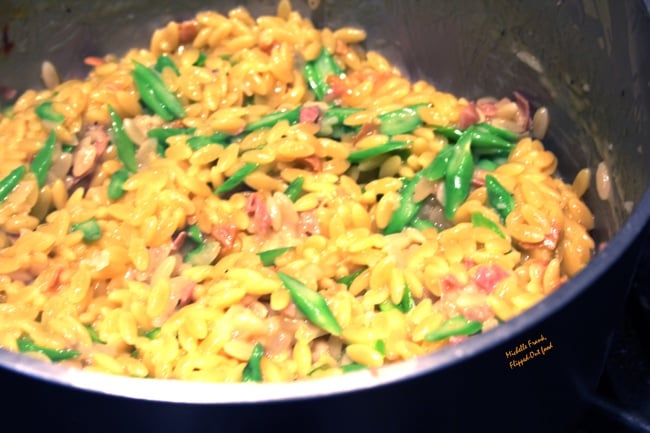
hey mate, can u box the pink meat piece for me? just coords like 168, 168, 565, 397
459, 102, 480, 129
513, 91, 531, 131
299, 105, 321, 124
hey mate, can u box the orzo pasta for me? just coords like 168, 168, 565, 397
0, 0, 595, 382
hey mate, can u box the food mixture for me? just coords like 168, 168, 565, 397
0, 1, 595, 382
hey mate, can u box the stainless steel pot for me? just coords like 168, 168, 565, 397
0, 1, 648, 432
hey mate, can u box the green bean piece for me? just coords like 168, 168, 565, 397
304, 48, 342, 100
154, 54, 180, 76
107, 169, 130, 200
193, 52, 207, 67
425, 315, 482, 342
244, 106, 301, 132
35, 101, 65, 124
322, 107, 363, 124
186, 134, 229, 151
214, 162, 259, 195
284, 177, 304, 202
474, 122, 520, 143
62, 144, 75, 153
132, 61, 186, 120
471, 211, 506, 239
434, 125, 514, 154
408, 216, 436, 231
30, 130, 56, 188
467, 127, 514, 153
341, 362, 367, 373
374, 339, 387, 356
132, 66, 174, 121
420, 144, 455, 181
83, 324, 106, 344
347, 141, 410, 164
258, 246, 295, 266
433, 125, 463, 141
397, 285, 416, 313
303, 63, 323, 100
476, 158, 498, 171
71, 217, 102, 243
382, 172, 425, 235
378, 105, 424, 136
335, 266, 368, 288
17, 335, 81, 362
242, 342, 264, 383
318, 107, 362, 139
147, 127, 196, 156
485, 174, 516, 222
187, 224, 204, 245
277, 271, 342, 336
0, 165, 26, 202
108, 105, 138, 173
444, 131, 474, 220
143, 327, 161, 339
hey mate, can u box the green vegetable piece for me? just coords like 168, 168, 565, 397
382, 172, 426, 235
304, 48, 342, 100
435, 124, 514, 154
277, 271, 342, 336
147, 127, 197, 156
62, 144, 75, 153
0, 165, 26, 202
408, 216, 436, 231
187, 224, 204, 245
132, 61, 186, 121
347, 141, 410, 164
476, 158, 497, 171
341, 362, 366, 373
433, 125, 463, 141
467, 126, 514, 153
258, 246, 295, 266
17, 335, 80, 362
242, 342, 264, 383
322, 107, 363, 124
186, 134, 229, 151
108, 169, 130, 200
143, 328, 161, 339
71, 218, 102, 243
471, 211, 505, 239
30, 130, 57, 188
154, 54, 180, 76
425, 315, 482, 342
284, 177, 304, 202
244, 106, 301, 132
397, 285, 416, 313
193, 52, 207, 67
84, 324, 106, 344
335, 266, 367, 288
444, 131, 474, 220
378, 105, 424, 136
108, 105, 138, 173
474, 122, 520, 143
420, 144, 455, 181
35, 101, 65, 124
215, 162, 259, 195
485, 174, 516, 222
374, 339, 386, 356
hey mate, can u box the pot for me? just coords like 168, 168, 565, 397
0, 1, 648, 432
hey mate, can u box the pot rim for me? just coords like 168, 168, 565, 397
1, 191, 648, 404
